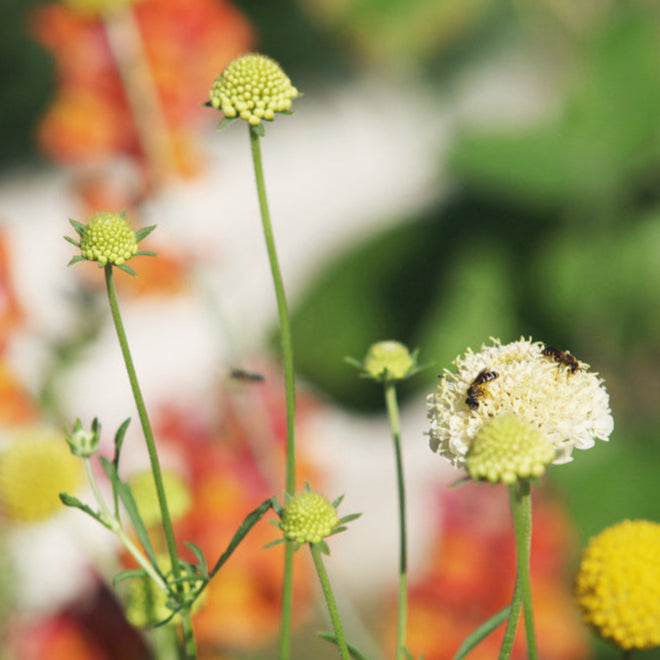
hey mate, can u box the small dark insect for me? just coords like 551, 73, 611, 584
229, 368, 265, 382
541, 344, 580, 374
465, 369, 499, 409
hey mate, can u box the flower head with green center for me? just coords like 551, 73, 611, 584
574, 519, 660, 651
65, 210, 156, 276
0, 428, 83, 522
65, 418, 101, 458
208, 53, 300, 129
427, 337, 613, 468
466, 414, 556, 484
269, 484, 361, 553
347, 340, 420, 383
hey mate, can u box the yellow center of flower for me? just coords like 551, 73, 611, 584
0, 430, 83, 522
209, 53, 299, 126
363, 340, 415, 381
79, 211, 138, 267
466, 414, 556, 484
129, 470, 192, 527
282, 492, 338, 545
62, 0, 138, 16
574, 519, 660, 651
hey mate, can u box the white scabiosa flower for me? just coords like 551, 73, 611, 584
426, 338, 613, 468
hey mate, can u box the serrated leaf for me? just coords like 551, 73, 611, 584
115, 263, 137, 277
66, 255, 87, 266
208, 499, 274, 579
185, 542, 208, 579
450, 606, 510, 660
112, 568, 149, 587
317, 632, 370, 660
134, 225, 157, 242
69, 219, 86, 236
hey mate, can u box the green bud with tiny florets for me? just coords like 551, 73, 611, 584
282, 491, 339, 545
466, 414, 556, 484
65, 418, 101, 458
347, 340, 420, 383
209, 53, 300, 128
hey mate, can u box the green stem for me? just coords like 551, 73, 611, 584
310, 544, 351, 660
384, 382, 408, 660
104, 265, 195, 658
248, 125, 297, 660
179, 610, 197, 660
498, 481, 536, 660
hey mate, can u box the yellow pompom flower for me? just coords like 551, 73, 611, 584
282, 491, 339, 545
63, 0, 138, 17
362, 340, 417, 382
466, 414, 556, 484
129, 470, 192, 527
209, 53, 300, 127
575, 520, 660, 651
0, 429, 83, 522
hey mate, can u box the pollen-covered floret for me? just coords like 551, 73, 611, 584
79, 211, 138, 266
427, 338, 613, 468
575, 520, 660, 651
282, 492, 339, 545
466, 414, 556, 484
209, 53, 299, 126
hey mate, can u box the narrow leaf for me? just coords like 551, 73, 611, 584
134, 225, 157, 242
115, 263, 137, 277
69, 218, 86, 236
331, 493, 345, 508
262, 537, 287, 550
112, 568, 149, 587
185, 542, 209, 579
251, 123, 265, 138
113, 418, 131, 469
59, 492, 104, 525
135, 250, 158, 257
66, 255, 87, 266
209, 499, 274, 578
337, 512, 362, 524
317, 632, 370, 660
63, 235, 80, 247
450, 606, 510, 660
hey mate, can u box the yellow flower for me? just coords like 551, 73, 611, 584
129, 470, 192, 527
282, 491, 339, 545
362, 340, 417, 382
209, 53, 299, 126
575, 520, 660, 651
466, 414, 556, 484
427, 338, 613, 467
0, 429, 83, 522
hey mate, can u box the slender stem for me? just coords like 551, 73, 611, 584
498, 481, 536, 660
179, 610, 197, 660
248, 126, 297, 660
384, 382, 408, 660
310, 544, 351, 660
104, 265, 195, 658
83, 458, 168, 592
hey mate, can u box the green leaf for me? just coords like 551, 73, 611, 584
270, 496, 284, 517
59, 492, 105, 526
331, 494, 345, 508
115, 263, 137, 277
134, 225, 157, 242
337, 512, 362, 525
135, 250, 158, 257
113, 418, 131, 469
208, 499, 274, 579
262, 537, 287, 550
112, 568, 149, 587
63, 235, 80, 248
217, 116, 237, 131
316, 540, 330, 555
185, 542, 209, 579
317, 632, 370, 660
250, 123, 265, 138
66, 255, 87, 267
450, 606, 510, 660
68, 218, 86, 236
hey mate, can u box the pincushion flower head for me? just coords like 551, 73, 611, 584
208, 53, 300, 130
65, 210, 156, 276
574, 519, 660, 651
347, 340, 421, 383
427, 338, 613, 468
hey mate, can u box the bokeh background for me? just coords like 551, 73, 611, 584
1, 0, 660, 658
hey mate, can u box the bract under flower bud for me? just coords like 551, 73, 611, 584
209, 53, 299, 126
466, 414, 555, 484
65, 418, 100, 458
282, 491, 339, 545
363, 340, 416, 382
575, 520, 660, 651
80, 211, 138, 266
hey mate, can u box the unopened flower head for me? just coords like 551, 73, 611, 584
65, 418, 100, 458
574, 520, 660, 651
282, 491, 339, 545
363, 340, 417, 382
466, 414, 556, 484
209, 53, 299, 126
63, 0, 138, 17
427, 338, 613, 468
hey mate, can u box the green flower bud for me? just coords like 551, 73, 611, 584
209, 53, 299, 126
466, 414, 556, 484
282, 491, 339, 545
79, 211, 138, 266
363, 340, 416, 382
65, 418, 101, 458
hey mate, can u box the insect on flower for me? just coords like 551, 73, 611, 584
465, 369, 499, 409
541, 344, 580, 374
